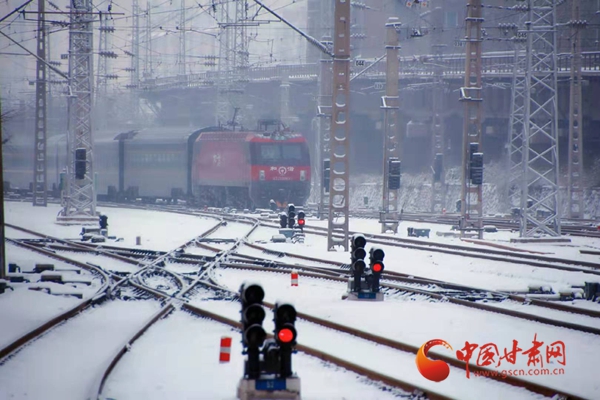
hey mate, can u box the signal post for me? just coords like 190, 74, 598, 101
237, 283, 301, 400
380, 18, 402, 234
343, 234, 385, 301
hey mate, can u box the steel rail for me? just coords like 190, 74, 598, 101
0, 239, 112, 361
239, 242, 600, 319
192, 279, 585, 400
182, 302, 454, 400
218, 262, 600, 336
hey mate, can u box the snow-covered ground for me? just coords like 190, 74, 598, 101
0, 300, 161, 400
102, 311, 412, 400
2, 201, 600, 399
208, 268, 600, 400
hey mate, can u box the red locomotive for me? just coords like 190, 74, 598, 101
192, 121, 311, 208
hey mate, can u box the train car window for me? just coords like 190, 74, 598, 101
251, 143, 309, 166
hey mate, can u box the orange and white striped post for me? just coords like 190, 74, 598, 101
219, 336, 232, 362
291, 269, 299, 287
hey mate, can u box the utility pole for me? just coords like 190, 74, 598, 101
306, 0, 333, 63
317, 36, 332, 220
567, 0, 586, 219
1, 97, 6, 280
57, 0, 97, 223
33, 0, 48, 207
380, 17, 401, 234
520, 0, 560, 236
178, 0, 186, 76
459, 0, 483, 238
280, 71, 290, 126
430, 3, 447, 214
326, 0, 350, 251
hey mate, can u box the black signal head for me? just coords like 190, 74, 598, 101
274, 303, 297, 324
240, 283, 265, 305
369, 247, 385, 261
351, 234, 367, 249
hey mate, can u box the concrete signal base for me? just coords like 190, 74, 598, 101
237, 377, 301, 400
342, 291, 384, 302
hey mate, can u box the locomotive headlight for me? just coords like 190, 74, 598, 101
300, 170, 306, 181
259, 170, 265, 181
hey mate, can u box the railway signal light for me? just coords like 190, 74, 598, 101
99, 214, 108, 230
280, 213, 288, 228
433, 153, 443, 182
240, 283, 267, 379
470, 152, 484, 186
297, 211, 305, 231
388, 158, 401, 190
273, 303, 297, 378
288, 204, 296, 229
350, 234, 367, 292
369, 247, 385, 292
75, 148, 86, 179
323, 159, 330, 193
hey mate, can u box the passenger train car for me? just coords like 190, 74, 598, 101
2, 121, 311, 209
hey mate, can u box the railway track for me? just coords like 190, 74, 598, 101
187, 277, 585, 400
345, 211, 600, 238
3, 204, 597, 399
253, 220, 600, 277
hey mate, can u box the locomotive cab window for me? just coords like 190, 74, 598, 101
251, 143, 308, 166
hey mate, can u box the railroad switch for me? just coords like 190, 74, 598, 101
40, 273, 63, 283
0, 280, 14, 294
34, 264, 55, 273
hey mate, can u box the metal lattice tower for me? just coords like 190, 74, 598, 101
144, 1, 152, 79
96, 12, 109, 100
567, 0, 585, 219
519, 0, 560, 236
459, 0, 483, 237
430, 5, 447, 214
127, 0, 140, 120
380, 18, 401, 234
326, 0, 350, 251
317, 36, 332, 220
58, 0, 97, 222
33, 0, 48, 207
507, 21, 528, 211
215, 1, 249, 127
178, 0, 186, 75
216, 0, 231, 126
95, 12, 114, 131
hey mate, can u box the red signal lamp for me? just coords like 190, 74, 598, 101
277, 327, 296, 343
372, 262, 384, 273
298, 219, 305, 226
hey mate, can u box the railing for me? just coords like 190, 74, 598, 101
139, 51, 600, 91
